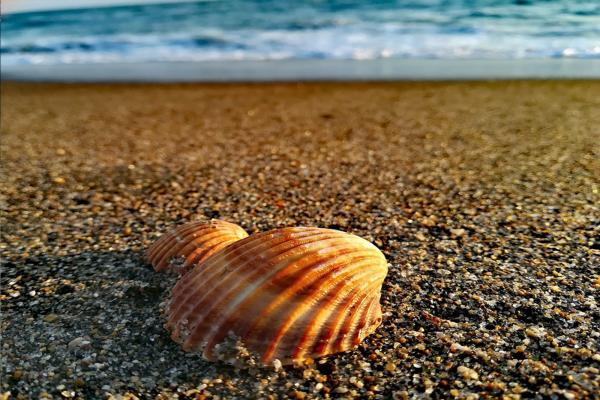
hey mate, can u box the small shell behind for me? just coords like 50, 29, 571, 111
165, 227, 388, 365
146, 219, 248, 274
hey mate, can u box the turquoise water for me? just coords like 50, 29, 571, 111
1, 0, 599, 66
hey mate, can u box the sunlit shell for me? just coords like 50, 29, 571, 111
165, 227, 388, 365
146, 220, 248, 274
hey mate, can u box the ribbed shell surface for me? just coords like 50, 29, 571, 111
165, 227, 388, 365
146, 220, 248, 274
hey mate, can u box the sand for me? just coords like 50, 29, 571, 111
1, 81, 599, 399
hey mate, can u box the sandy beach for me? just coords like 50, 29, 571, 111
1, 81, 599, 398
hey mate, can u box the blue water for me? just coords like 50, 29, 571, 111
2, 0, 599, 66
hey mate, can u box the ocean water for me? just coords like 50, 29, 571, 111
1, 0, 599, 66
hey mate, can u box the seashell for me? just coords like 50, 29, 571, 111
146, 219, 248, 274
165, 227, 387, 365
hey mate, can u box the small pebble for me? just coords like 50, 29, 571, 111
68, 337, 90, 350
457, 366, 479, 381
43, 314, 59, 323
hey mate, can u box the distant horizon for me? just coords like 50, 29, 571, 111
2, 0, 201, 14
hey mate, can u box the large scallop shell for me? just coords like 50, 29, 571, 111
146, 219, 248, 274
165, 227, 387, 365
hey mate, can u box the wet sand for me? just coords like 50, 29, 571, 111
4, 59, 600, 82
1, 81, 599, 398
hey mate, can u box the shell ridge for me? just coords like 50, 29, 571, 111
355, 292, 382, 344
196, 249, 330, 357
256, 253, 381, 360
181, 234, 344, 351
182, 233, 245, 269
167, 229, 288, 321
353, 293, 378, 346
149, 220, 241, 271
338, 277, 383, 352
150, 221, 211, 267
155, 220, 246, 264
346, 297, 373, 348
240, 247, 370, 341
168, 232, 328, 326
287, 257, 384, 361
154, 223, 239, 269
305, 275, 369, 358
158, 229, 234, 271
146, 221, 206, 261
169, 232, 328, 330
326, 276, 385, 355
169, 228, 321, 303
365, 292, 383, 334
187, 248, 313, 353
265, 257, 383, 362
186, 241, 229, 268
177, 228, 242, 260
186, 233, 357, 341
206, 246, 371, 360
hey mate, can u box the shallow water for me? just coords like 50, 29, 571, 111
1, 0, 599, 66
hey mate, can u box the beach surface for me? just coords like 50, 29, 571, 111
1, 81, 599, 398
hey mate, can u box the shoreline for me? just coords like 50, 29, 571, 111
2, 59, 600, 82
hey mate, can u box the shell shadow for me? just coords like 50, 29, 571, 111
1, 250, 237, 394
